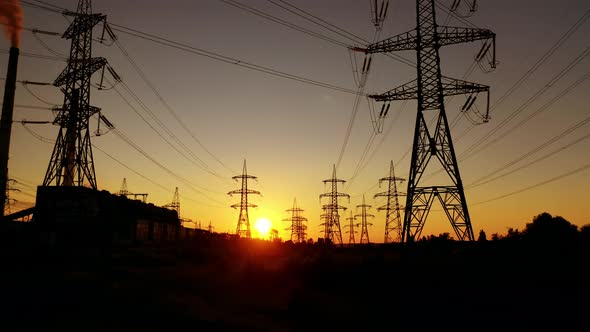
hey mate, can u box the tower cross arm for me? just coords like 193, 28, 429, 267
228, 189, 261, 196
441, 76, 489, 96
231, 203, 257, 209
322, 204, 348, 210
54, 57, 107, 87
319, 192, 350, 199
356, 29, 418, 54
368, 79, 418, 102
63, 13, 106, 39
436, 26, 495, 48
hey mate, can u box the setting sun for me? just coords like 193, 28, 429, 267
254, 217, 272, 238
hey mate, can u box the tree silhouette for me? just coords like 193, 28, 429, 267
522, 212, 578, 244
477, 230, 487, 242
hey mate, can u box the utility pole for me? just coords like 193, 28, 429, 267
283, 198, 307, 243
355, 195, 374, 244
228, 160, 260, 238
374, 161, 405, 243
43, 0, 109, 189
357, 0, 495, 242
345, 211, 357, 245
319, 165, 349, 245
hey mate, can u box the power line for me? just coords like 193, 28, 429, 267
459, 47, 590, 160
267, 0, 367, 45
22, 0, 364, 96
110, 34, 236, 176
218, 0, 350, 48
470, 162, 590, 206
109, 23, 363, 95
467, 115, 590, 188
16, 122, 225, 208
0, 49, 65, 61
489, 8, 590, 113
111, 82, 227, 183
467, 132, 590, 190
269, 0, 415, 67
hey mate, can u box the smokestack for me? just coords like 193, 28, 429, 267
0, 46, 19, 218
0, 0, 23, 48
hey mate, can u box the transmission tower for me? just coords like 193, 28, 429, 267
355, 195, 374, 244
163, 187, 180, 217
344, 211, 357, 244
42, 0, 109, 189
319, 165, 349, 245
374, 161, 406, 243
283, 198, 308, 243
358, 0, 495, 242
118, 177, 129, 195
228, 160, 261, 238
117, 178, 148, 202
207, 221, 214, 233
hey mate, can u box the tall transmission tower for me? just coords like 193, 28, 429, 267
374, 161, 406, 243
283, 198, 307, 243
319, 165, 349, 245
228, 160, 260, 238
163, 187, 180, 218
345, 211, 357, 244
118, 177, 129, 196
117, 178, 148, 202
42, 0, 109, 189
355, 195, 374, 244
358, 0, 496, 242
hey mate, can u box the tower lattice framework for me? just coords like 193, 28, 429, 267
43, 0, 108, 189
283, 198, 307, 243
361, 0, 495, 242
355, 195, 374, 244
374, 160, 406, 243
345, 211, 357, 244
163, 187, 180, 218
228, 160, 260, 238
319, 165, 349, 245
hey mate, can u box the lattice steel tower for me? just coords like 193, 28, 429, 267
319, 165, 349, 245
228, 160, 260, 238
283, 198, 307, 243
164, 187, 180, 218
345, 211, 357, 244
374, 161, 406, 243
43, 0, 108, 189
355, 195, 374, 244
360, 0, 495, 242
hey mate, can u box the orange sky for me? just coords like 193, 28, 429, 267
2, 0, 589, 242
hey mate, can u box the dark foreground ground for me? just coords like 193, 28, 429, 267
1, 236, 589, 331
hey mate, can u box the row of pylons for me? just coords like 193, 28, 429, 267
226, 159, 404, 244
321, 161, 404, 245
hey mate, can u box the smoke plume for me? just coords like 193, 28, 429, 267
0, 0, 23, 48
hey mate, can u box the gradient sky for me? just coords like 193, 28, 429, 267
1, 0, 589, 242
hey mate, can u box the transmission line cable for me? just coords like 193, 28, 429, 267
467, 132, 590, 190
113, 80, 226, 181
111, 36, 236, 175
459, 45, 590, 159
218, 0, 350, 48
22, 1, 364, 96
470, 162, 590, 206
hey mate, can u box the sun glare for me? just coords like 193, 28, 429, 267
254, 217, 272, 238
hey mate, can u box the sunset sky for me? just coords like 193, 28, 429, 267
1, 0, 589, 242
